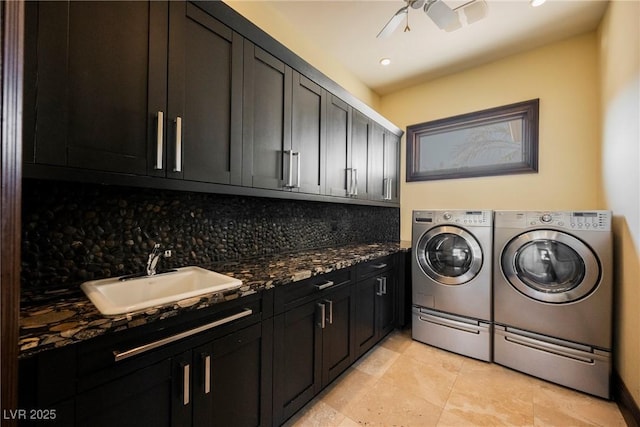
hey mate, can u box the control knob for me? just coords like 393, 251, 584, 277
443, 212, 452, 220
540, 213, 553, 223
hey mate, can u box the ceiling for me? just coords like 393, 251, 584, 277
266, 0, 609, 95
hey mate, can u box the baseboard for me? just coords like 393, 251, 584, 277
614, 370, 640, 427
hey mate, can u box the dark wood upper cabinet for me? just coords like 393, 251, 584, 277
23, 1, 167, 175
350, 109, 370, 200
243, 45, 327, 196
290, 72, 326, 195
370, 126, 401, 203
24, 1, 243, 185
384, 131, 400, 204
368, 122, 386, 202
23, 0, 401, 206
325, 95, 352, 198
166, 2, 243, 185
242, 43, 292, 191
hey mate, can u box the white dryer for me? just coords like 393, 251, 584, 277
493, 210, 613, 398
412, 210, 493, 361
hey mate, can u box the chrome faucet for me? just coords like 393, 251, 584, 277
146, 243, 172, 276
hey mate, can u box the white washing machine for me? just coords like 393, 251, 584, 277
412, 210, 493, 362
493, 210, 613, 398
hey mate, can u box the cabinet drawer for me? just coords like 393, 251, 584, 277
356, 255, 393, 280
274, 268, 354, 314
77, 293, 263, 391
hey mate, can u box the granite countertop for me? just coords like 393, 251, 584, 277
19, 241, 411, 358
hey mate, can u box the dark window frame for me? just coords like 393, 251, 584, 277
406, 99, 539, 182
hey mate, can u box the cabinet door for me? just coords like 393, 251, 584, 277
166, 2, 242, 184
23, 1, 167, 175
273, 300, 322, 424
75, 353, 191, 427
325, 95, 352, 197
384, 131, 400, 204
377, 273, 396, 339
320, 283, 355, 386
368, 122, 386, 202
350, 109, 370, 199
242, 43, 292, 190
355, 271, 396, 357
193, 323, 263, 427
291, 72, 326, 195
354, 275, 377, 357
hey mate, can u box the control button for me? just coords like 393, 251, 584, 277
541, 214, 553, 223
558, 221, 564, 226
530, 221, 537, 226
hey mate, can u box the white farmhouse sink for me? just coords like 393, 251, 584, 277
81, 266, 242, 315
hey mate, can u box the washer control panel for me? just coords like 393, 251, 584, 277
495, 211, 611, 231
414, 210, 493, 226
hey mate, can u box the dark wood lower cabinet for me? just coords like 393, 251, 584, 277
272, 262, 397, 426
355, 263, 397, 358
74, 322, 269, 427
76, 358, 178, 427
193, 322, 266, 427
272, 299, 322, 424
321, 283, 356, 386
18, 256, 400, 427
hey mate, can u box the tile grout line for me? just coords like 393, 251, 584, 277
433, 353, 468, 427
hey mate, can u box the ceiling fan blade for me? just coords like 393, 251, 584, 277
376, 6, 408, 39
424, 0, 461, 32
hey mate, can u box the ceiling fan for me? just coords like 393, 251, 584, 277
377, 0, 488, 39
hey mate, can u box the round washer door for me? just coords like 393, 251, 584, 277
415, 225, 483, 285
501, 229, 601, 303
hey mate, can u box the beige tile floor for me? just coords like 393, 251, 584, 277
284, 328, 626, 427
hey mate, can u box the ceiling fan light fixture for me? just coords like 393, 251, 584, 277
461, 0, 487, 25
530, 0, 546, 7
424, 0, 462, 32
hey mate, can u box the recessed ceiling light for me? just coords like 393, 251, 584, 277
380, 58, 391, 66
530, 0, 546, 7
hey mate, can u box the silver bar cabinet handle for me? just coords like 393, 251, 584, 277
383, 178, 389, 200
315, 280, 335, 291
203, 354, 211, 395
182, 362, 190, 406
174, 116, 182, 172
373, 263, 387, 269
383, 277, 388, 295
376, 277, 384, 296
353, 169, 358, 196
324, 299, 333, 325
295, 152, 301, 188
317, 303, 326, 329
387, 178, 393, 200
155, 111, 164, 170
113, 309, 253, 361
285, 150, 294, 188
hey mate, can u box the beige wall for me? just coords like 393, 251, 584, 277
378, 33, 602, 241
223, 1, 638, 407
598, 0, 640, 405
222, 0, 381, 110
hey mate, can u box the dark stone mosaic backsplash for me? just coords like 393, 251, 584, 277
21, 180, 400, 290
